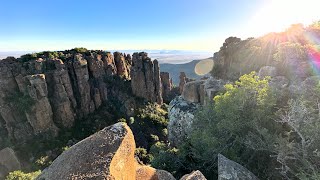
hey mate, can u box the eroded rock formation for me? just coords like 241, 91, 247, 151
160, 72, 173, 102
131, 52, 163, 104
0, 50, 141, 143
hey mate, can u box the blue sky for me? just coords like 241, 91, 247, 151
0, 0, 319, 52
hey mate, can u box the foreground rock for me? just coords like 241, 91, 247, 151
136, 163, 176, 180
0, 148, 21, 179
37, 122, 175, 180
180, 170, 207, 180
37, 122, 136, 180
168, 96, 199, 146
218, 154, 258, 180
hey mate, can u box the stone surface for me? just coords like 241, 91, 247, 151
179, 72, 187, 94
24, 74, 59, 136
136, 163, 176, 180
168, 96, 199, 146
182, 80, 206, 103
160, 72, 173, 103
114, 52, 131, 79
202, 77, 227, 105
131, 52, 163, 104
218, 154, 258, 180
37, 122, 136, 180
45, 59, 76, 128
180, 170, 207, 180
37, 122, 175, 180
0, 147, 21, 179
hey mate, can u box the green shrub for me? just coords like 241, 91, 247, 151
135, 147, 153, 164
5, 170, 41, 180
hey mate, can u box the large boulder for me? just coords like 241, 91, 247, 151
168, 96, 199, 146
182, 80, 206, 103
136, 163, 176, 180
37, 122, 175, 180
0, 147, 21, 179
202, 77, 227, 105
180, 170, 207, 180
37, 122, 136, 180
218, 154, 258, 180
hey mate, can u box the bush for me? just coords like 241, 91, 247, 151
135, 147, 153, 164
5, 170, 41, 180
174, 72, 278, 179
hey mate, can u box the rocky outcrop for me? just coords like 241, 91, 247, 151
182, 80, 206, 103
114, 52, 131, 79
131, 52, 163, 104
37, 122, 175, 180
45, 59, 77, 128
168, 96, 199, 146
0, 147, 21, 179
160, 72, 173, 102
23, 74, 59, 136
0, 50, 158, 143
202, 77, 227, 105
180, 170, 207, 180
218, 154, 258, 180
181, 77, 227, 105
179, 72, 187, 94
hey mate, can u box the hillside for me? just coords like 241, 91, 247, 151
160, 58, 213, 85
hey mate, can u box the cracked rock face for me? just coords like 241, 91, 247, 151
131, 52, 163, 104
167, 96, 199, 146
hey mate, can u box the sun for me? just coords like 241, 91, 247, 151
245, 0, 319, 37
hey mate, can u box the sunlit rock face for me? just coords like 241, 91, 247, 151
180, 170, 207, 180
218, 154, 258, 180
37, 122, 136, 180
167, 96, 199, 146
37, 122, 176, 180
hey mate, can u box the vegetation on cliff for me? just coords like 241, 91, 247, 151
152, 21, 320, 179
